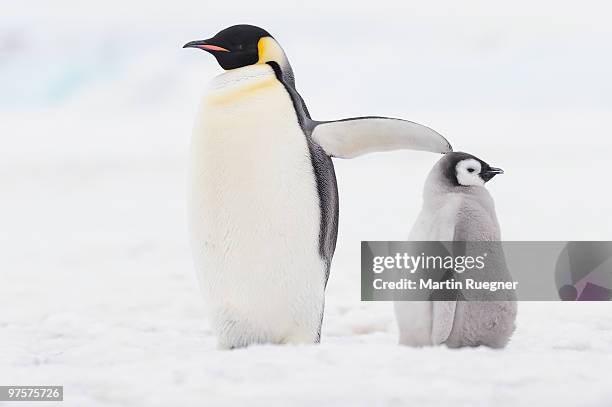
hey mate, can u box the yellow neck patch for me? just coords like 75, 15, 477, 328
206, 77, 277, 105
257, 37, 287, 65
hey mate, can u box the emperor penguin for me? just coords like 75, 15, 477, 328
394, 152, 517, 348
184, 24, 452, 349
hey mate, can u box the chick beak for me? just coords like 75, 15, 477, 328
481, 167, 505, 182
183, 40, 230, 53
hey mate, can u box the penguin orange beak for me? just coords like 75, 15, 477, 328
183, 40, 230, 52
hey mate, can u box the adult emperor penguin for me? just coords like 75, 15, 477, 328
394, 152, 517, 348
184, 24, 452, 349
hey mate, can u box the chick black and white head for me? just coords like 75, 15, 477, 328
183, 24, 294, 83
441, 152, 504, 187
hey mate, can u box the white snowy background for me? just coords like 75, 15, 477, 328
1, 0, 611, 406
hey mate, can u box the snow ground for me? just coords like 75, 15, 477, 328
1, 1, 612, 406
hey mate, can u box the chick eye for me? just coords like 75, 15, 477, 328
467, 168, 475, 173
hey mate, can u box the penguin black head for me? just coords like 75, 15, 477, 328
183, 25, 288, 71
441, 152, 504, 187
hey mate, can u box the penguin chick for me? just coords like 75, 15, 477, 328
394, 152, 517, 348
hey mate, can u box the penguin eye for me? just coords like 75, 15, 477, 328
467, 168, 475, 173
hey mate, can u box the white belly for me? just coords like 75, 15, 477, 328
188, 65, 325, 346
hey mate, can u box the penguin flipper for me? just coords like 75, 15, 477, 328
431, 300, 456, 345
310, 117, 452, 158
